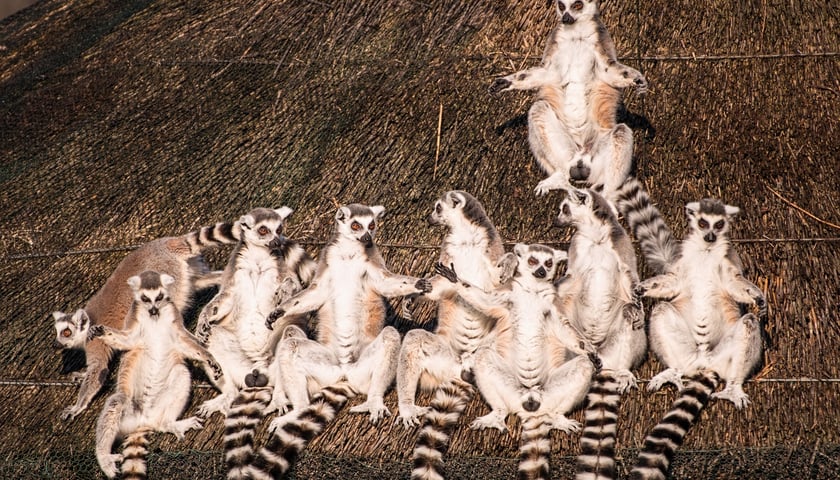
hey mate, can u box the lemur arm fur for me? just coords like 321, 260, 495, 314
266, 281, 329, 328
88, 324, 138, 351
636, 272, 682, 299
592, 22, 648, 92
173, 322, 225, 388
366, 263, 431, 298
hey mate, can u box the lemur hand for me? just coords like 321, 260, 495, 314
435, 262, 459, 284
588, 352, 603, 373
265, 309, 285, 330
87, 324, 106, 341
489, 77, 511, 94
415, 278, 433, 294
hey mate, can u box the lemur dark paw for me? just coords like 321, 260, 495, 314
588, 352, 603, 372
87, 324, 106, 341
265, 309, 285, 330
244, 369, 269, 388
488, 77, 511, 94
435, 262, 459, 283
633, 284, 648, 298
415, 278, 433, 294
624, 303, 645, 330
207, 359, 223, 382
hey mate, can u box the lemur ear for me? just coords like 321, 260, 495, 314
127, 275, 142, 290
370, 205, 386, 221
51, 311, 65, 321
554, 249, 569, 263
685, 202, 700, 218
160, 274, 176, 288
274, 206, 294, 221
724, 204, 740, 217
72, 309, 89, 329
335, 206, 351, 223
448, 192, 465, 208
239, 214, 256, 229
514, 243, 529, 258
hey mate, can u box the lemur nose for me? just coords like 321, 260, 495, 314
149, 307, 159, 316
360, 233, 372, 245
703, 232, 717, 243
534, 267, 547, 278
562, 12, 575, 24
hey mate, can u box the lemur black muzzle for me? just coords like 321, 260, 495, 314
562, 12, 575, 24
534, 267, 547, 279
704, 232, 717, 243
360, 233, 372, 245
149, 307, 159, 316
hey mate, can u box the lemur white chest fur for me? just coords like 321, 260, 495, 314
323, 239, 372, 364
508, 280, 557, 388
549, 28, 600, 133
232, 245, 284, 354
129, 305, 185, 407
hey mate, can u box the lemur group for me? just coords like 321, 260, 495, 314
51, 2, 768, 480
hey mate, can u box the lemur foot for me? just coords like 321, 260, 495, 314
397, 404, 430, 428
470, 410, 508, 432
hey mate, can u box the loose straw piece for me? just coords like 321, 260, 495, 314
433, 103, 443, 180
766, 184, 840, 230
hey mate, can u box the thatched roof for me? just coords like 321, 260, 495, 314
1, 0, 838, 478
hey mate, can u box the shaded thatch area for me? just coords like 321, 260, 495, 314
1, 0, 838, 478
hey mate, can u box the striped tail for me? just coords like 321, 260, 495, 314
629, 370, 720, 480
121, 428, 151, 480
517, 416, 552, 480
225, 370, 272, 480
615, 177, 679, 275
252, 381, 356, 479
184, 222, 240, 254
411, 379, 473, 480
576, 373, 622, 480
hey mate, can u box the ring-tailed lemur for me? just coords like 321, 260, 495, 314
629, 370, 719, 480
195, 207, 316, 419
552, 187, 647, 480
88, 271, 225, 479
435, 243, 598, 480
616, 177, 766, 405
490, 0, 647, 201
250, 204, 431, 477
51, 222, 237, 421
394, 191, 515, 480
616, 178, 766, 480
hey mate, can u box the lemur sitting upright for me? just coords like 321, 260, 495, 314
52, 221, 237, 421
89, 271, 224, 479
490, 0, 647, 201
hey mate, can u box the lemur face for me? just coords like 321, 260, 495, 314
127, 271, 175, 318
513, 243, 567, 283
554, 188, 591, 227
52, 310, 90, 349
552, 0, 597, 25
686, 199, 739, 244
239, 207, 293, 250
428, 191, 468, 227
335, 204, 385, 246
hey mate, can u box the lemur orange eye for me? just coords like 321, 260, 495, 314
155, 293, 164, 302
258, 226, 270, 236
545, 259, 553, 269
368, 221, 376, 230
435, 203, 442, 214
714, 220, 725, 230
62, 328, 72, 338
572, 1, 583, 10
276, 226, 283, 235
351, 221, 362, 231
140, 295, 150, 303
698, 219, 709, 229
528, 257, 538, 266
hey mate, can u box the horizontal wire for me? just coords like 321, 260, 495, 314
3, 236, 839, 261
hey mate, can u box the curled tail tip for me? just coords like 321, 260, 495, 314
187, 221, 239, 253
121, 429, 150, 479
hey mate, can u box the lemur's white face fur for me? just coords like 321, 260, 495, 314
552, 0, 598, 25
127, 271, 176, 318
52, 309, 90, 349
238, 206, 294, 249
335, 204, 385, 246
685, 199, 739, 244
554, 188, 616, 228
513, 243, 567, 285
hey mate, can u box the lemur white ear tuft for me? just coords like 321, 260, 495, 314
724, 205, 740, 217
450, 192, 465, 208
51, 311, 65, 321
127, 275, 142, 290
685, 202, 700, 218
160, 274, 176, 288
554, 249, 569, 263
275, 206, 294, 221
514, 243, 529, 258
239, 214, 256, 229
335, 206, 351, 222
370, 205, 386, 220
73, 309, 90, 329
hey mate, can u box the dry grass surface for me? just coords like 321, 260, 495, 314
1, 0, 838, 478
